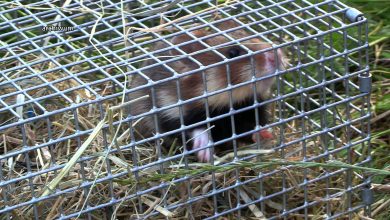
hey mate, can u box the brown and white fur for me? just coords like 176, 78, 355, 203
128, 19, 285, 162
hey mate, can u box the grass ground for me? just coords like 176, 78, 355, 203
342, 0, 390, 218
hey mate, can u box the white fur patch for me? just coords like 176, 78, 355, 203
157, 89, 181, 120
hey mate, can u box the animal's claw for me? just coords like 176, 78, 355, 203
191, 129, 212, 162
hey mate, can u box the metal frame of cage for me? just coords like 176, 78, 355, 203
0, 0, 371, 219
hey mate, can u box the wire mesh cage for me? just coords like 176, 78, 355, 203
0, 0, 371, 219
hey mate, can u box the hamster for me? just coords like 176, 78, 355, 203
128, 19, 285, 162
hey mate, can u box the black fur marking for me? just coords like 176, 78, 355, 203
227, 48, 241, 58
159, 97, 268, 146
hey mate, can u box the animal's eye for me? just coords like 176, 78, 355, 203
227, 48, 241, 58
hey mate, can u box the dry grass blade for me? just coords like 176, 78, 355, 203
239, 190, 266, 219
15, 94, 25, 119
131, 0, 183, 17
372, 198, 390, 217
141, 196, 174, 217
129, 0, 239, 33
215, 149, 275, 164
16, 81, 145, 217
41, 119, 105, 198
76, 95, 149, 218
92, 152, 130, 170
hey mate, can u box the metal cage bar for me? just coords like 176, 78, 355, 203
0, 0, 371, 219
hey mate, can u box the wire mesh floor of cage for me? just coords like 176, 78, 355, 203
0, 0, 371, 219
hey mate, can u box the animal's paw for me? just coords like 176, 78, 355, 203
191, 129, 211, 162
252, 128, 274, 142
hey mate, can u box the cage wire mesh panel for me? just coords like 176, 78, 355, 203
0, 0, 371, 219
